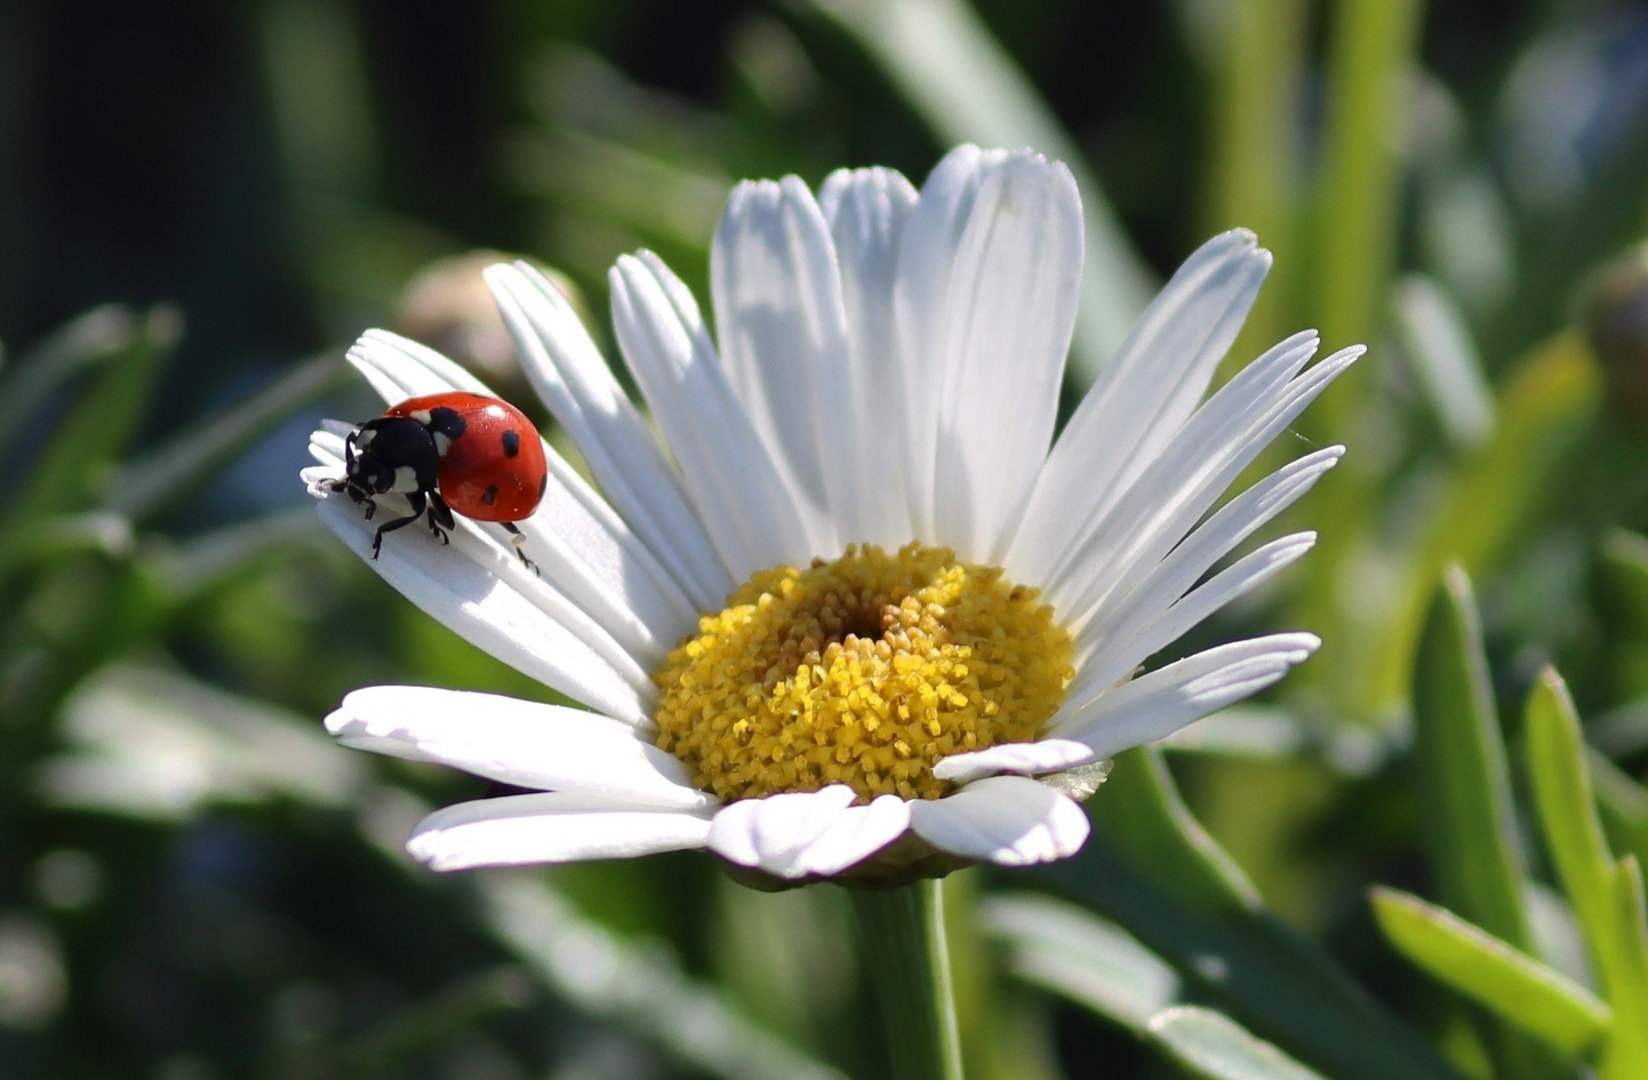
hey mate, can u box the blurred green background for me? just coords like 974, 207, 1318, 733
4, 0, 1648, 1077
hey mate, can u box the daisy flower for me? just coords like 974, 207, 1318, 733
303, 146, 1359, 885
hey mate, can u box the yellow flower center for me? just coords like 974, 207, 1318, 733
652, 543, 1073, 802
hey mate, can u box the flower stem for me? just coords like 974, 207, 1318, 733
850, 879, 964, 1080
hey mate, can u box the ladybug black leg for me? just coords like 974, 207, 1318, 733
501, 522, 539, 575
370, 492, 428, 560
426, 491, 455, 546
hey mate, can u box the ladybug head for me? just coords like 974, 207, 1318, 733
336, 416, 440, 502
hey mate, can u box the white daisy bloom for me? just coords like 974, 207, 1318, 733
303, 146, 1359, 885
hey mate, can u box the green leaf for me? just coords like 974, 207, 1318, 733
1599, 529, 1648, 637
1309, 0, 1425, 435
1390, 275, 1495, 450
0, 306, 179, 535
1365, 332, 1602, 713
1370, 886, 1611, 1055
1041, 749, 1465, 1080
983, 893, 1178, 1030
799, 0, 1155, 387
105, 350, 348, 520
1591, 749, 1648, 872
0, 305, 140, 466
1149, 1007, 1328, 1080
1092, 748, 1260, 915
1526, 669, 1648, 1078
1411, 567, 1533, 947
1608, 859, 1648, 1059
983, 896, 1327, 1080
1412, 570, 1570, 1078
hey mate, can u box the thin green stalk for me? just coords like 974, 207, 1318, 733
1312, 0, 1425, 401
851, 880, 965, 1080
1295, 0, 1426, 719
1207, 0, 1310, 373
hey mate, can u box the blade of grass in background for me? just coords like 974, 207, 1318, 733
802, 0, 1155, 387
1526, 669, 1648, 1078
1149, 1007, 1329, 1080
1294, 0, 1424, 721
1040, 749, 1465, 1080
104, 352, 348, 520
1390, 275, 1496, 451
1411, 569, 1532, 945
1311, 0, 1425, 410
1365, 332, 1602, 715
1370, 887, 1612, 1057
478, 872, 849, 1080
0, 307, 176, 534
986, 894, 1329, 1080
1411, 568, 1573, 1077
0, 305, 140, 466
1204, 0, 1309, 369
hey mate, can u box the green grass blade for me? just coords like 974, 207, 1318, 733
1389, 275, 1495, 451
800, 0, 1155, 387
1309, 0, 1424, 434
1371, 886, 1611, 1056
105, 351, 347, 520
1608, 860, 1648, 1066
1094, 748, 1260, 915
0, 305, 140, 466
1411, 568, 1532, 946
1591, 750, 1648, 871
1600, 529, 1648, 633
1364, 332, 1602, 713
982, 893, 1179, 1030
985, 895, 1328, 1079
1, 306, 179, 533
1204, 0, 1309, 368
1526, 668, 1648, 1078
1528, 670, 1625, 957
1148, 1006, 1329, 1080
1043, 749, 1464, 1080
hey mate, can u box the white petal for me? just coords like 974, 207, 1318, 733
407, 793, 713, 871
1008, 231, 1272, 582
487, 262, 732, 612
1049, 340, 1361, 630
1071, 532, 1319, 702
818, 166, 920, 548
896, 147, 1084, 559
325, 686, 714, 810
711, 177, 849, 555
314, 494, 651, 725
1052, 633, 1321, 762
909, 775, 1089, 866
931, 739, 1095, 784
1073, 447, 1343, 658
346, 329, 491, 401
609, 251, 814, 577
707, 787, 911, 879
894, 145, 993, 543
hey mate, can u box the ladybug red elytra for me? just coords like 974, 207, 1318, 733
328, 391, 548, 567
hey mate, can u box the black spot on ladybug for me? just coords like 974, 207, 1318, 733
481, 485, 499, 506
501, 429, 521, 458
427, 407, 467, 440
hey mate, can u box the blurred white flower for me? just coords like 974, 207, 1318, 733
304, 146, 1358, 883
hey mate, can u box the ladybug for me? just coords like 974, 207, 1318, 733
328, 391, 548, 567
